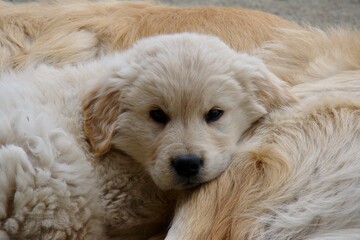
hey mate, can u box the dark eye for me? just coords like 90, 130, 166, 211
149, 108, 169, 124
205, 108, 224, 123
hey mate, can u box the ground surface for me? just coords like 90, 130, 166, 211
7, 0, 360, 28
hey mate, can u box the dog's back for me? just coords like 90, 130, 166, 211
0, 0, 298, 70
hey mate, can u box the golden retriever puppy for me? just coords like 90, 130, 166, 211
0, 0, 299, 70
83, 33, 295, 190
166, 72, 360, 240
0, 33, 295, 239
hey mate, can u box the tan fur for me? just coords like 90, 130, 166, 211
256, 28, 360, 85
83, 80, 125, 156
0, 0, 299, 71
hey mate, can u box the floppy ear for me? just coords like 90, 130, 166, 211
233, 53, 297, 112
82, 79, 126, 157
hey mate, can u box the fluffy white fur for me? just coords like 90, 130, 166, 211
0, 114, 103, 239
0, 33, 293, 239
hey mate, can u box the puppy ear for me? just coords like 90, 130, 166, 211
82, 79, 125, 157
233, 54, 297, 112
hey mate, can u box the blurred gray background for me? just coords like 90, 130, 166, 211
7, 0, 360, 28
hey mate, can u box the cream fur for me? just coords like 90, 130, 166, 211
0, 0, 299, 71
0, 33, 294, 239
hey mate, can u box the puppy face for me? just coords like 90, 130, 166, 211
83, 33, 296, 190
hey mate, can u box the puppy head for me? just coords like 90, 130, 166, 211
83, 33, 296, 190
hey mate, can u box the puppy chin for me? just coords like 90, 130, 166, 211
150, 171, 203, 190
172, 176, 204, 190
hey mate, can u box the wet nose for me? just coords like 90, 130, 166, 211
171, 154, 203, 177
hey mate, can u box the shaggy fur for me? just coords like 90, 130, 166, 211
0, 33, 294, 239
0, 0, 299, 71
166, 29, 360, 239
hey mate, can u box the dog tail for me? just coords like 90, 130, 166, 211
255, 27, 360, 86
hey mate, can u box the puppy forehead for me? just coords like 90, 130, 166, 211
121, 33, 237, 77
126, 72, 241, 114
133, 33, 235, 58
120, 33, 243, 110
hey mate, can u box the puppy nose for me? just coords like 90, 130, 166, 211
171, 154, 203, 177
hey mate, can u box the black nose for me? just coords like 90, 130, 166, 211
171, 154, 203, 177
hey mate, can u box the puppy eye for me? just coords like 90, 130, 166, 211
205, 108, 224, 123
149, 109, 169, 124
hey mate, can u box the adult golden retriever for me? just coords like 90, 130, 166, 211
166, 28, 360, 240
0, 0, 299, 71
